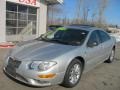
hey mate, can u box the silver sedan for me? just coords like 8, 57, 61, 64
3, 25, 116, 88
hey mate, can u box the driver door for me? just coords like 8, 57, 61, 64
85, 31, 103, 71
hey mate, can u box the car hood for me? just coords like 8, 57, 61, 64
10, 40, 77, 61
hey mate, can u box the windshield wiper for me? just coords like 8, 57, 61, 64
50, 39, 68, 44
36, 36, 48, 41
50, 39, 78, 46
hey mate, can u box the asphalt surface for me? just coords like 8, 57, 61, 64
0, 43, 120, 90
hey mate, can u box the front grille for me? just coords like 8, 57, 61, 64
8, 57, 21, 68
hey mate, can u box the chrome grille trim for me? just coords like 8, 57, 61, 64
8, 57, 21, 68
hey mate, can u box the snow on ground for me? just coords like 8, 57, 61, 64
110, 33, 120, 42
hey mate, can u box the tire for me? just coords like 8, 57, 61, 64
106, 48, 115, 63
61, 59, 83, 88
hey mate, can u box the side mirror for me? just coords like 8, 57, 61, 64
40, 34, 44, 37
40, 34, 45, 38
87, 41, 98, 47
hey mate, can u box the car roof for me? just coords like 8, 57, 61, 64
64, 25, 103, 32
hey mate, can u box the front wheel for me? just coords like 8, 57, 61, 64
106, 49, 115, 63
61, 59, 83, 88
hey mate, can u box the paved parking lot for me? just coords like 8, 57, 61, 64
0, 43, 120, 90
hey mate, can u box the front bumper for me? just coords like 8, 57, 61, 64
3, 67, 64, 87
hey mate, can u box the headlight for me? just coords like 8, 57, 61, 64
29, 61, 57, 71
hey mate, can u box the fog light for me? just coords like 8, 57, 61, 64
38, 74, 56, 79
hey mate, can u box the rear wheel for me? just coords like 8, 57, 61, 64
61, 59, 83, 88
106, 49, 115, 63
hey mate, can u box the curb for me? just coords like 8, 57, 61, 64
0, 42, 15, 48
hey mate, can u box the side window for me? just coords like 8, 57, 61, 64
87, 31, 100, 47
98, 30, 111, 43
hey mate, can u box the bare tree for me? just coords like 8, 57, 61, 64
47, 5, 63, 25
75, 0, 83, 24
91, 0, 98, 24
91, 13, 95, 23
74, 0, 91, 24
98, 0, 108, 24
82, 6, 90, 24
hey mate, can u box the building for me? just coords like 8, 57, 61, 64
0, 0, 63, 43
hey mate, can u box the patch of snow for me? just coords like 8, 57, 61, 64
110, 33, 120, 42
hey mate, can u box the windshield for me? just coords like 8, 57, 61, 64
37, 27, 89, 45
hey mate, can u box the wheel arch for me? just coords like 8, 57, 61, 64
74, 56, 85, 71
63, 56, 86, 76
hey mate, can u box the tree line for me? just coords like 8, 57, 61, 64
47, 0, 116, 29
